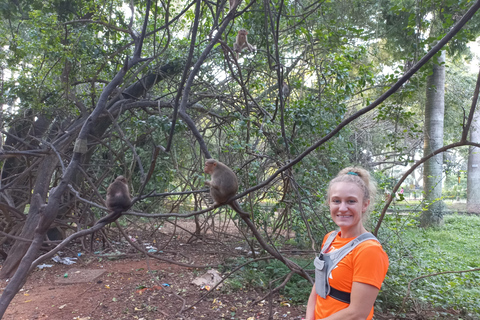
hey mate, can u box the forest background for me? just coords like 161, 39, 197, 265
1, 0, 480, 318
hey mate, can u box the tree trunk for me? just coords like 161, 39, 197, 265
0, 62, 182, 279
467, 108, 480, 213
0, 154, 59, 279
420, 51, 445, 227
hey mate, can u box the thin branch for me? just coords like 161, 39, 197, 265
373, 141, 480, 235
185, 256, 274, 312
401, 267, 480, 311
175, 0, 243, 159
232, 0, 480, 203
29, 220, 107, 272
68, 184, 106, 210
132, 0, 151, 58
137, 188, 208, 200
115, 221, 212, 268
0, 150, 49, 159
0, 231, 32, 243
40, 139, 65, 174
253, 271, 294, 304
106, 110, 145, 181
137, 145, 161, 196
166, 0, 202, 151
265, 0, 289, 153
64, 19, 129, 33
462, 66, 480, 141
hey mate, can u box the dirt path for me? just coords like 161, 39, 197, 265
1, 246, 305, 320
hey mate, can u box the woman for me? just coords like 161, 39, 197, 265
305, 167, 389, 320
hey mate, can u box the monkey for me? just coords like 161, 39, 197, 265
96, 175, 132, 225
233, 29, 256, 60
204, 159, 250, 218
228, 0, 242, 13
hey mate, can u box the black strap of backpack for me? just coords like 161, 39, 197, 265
329, 286, 351, 304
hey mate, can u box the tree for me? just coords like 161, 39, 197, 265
421, 51, 446, 227
376, 0, 480, 226
420, 1, 480, 226
467, 75, 480, 213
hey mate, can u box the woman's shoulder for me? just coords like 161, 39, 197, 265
354, 237, 388, 258
321, 230, 338, 245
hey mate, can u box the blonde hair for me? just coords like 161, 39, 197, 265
326, 166, 377, 214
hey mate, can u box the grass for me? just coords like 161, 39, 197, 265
379, 213, 480, 319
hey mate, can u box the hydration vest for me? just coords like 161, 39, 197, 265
314, 231, 379, 303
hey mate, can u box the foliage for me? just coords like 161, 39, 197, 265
379, 213, 480, 317
222, 256, 312, 304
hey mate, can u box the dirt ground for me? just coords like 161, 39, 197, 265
1, 257, 305, 320
0, 219, 472, 320
0, 222, 306, 320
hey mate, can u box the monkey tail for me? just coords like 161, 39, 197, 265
229, 200, 250, 218
96, 210, 122, 225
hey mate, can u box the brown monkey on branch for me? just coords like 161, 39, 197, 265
204, 159, 250, 218
96, 176, 132, 225
233, 29, 256, 60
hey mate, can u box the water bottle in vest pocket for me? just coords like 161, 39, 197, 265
314, 255, 329, 298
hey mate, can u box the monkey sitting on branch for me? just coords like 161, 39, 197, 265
96, 175, 132, 225
204, 159, 250, 218
233, 29, 256, 60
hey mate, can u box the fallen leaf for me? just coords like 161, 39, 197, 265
136, 288, 147, 294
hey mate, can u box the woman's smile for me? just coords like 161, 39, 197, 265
329, 181, 369, 238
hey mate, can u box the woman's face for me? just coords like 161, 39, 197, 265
329, 181, 369, 235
